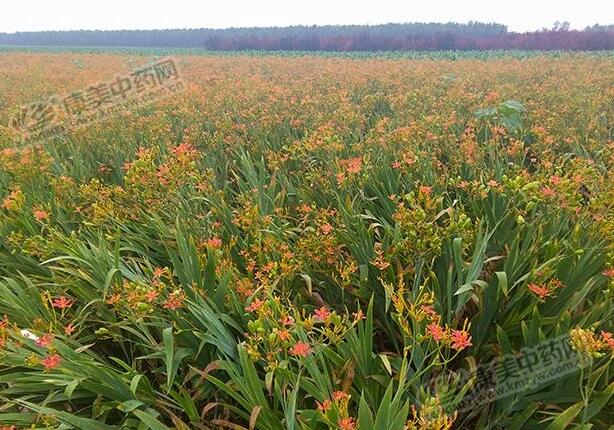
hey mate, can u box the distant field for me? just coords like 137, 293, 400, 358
2, 45, 614, 58
0, 52, 613, 429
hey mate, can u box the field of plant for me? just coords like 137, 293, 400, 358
0, 52, 613, 429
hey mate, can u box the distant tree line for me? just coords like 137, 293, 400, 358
0, 22, 612, 51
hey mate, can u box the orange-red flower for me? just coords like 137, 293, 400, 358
41, 354, 62, 370
419, 186, 432, 196
277, 329, 291, 341
245, 297, 264, 313
207, 237, 223, 248
314, 306, 331, 322
145, 289, 159, 302
279, 315, 295, 326
528, 283, 551, 300
33, 209, 49, 222
290, 341, 312, 357
346, 157, 362, 174
332, 390, 349, 401
36, 333, 54, 348
338, 417, 356, 430
420, 305, 438, 321
601, 331, 614, 351
106, 293, 121, 305
163, 292, 185, 310
52, 296, 74, 310
426, 323, 446, 342
316, 399, 332, 412
541, 186, 555, 197
450, 330, 472, 351
64, 324, 76, 336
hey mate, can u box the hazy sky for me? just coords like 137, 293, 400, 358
1, 0, 612, 33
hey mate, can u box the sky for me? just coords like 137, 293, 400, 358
0, 0, 611, 33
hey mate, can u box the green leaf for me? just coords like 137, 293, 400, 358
133, 409, 172, 430
544, 402, 583, 430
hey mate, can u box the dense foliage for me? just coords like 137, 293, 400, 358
0, 23, 613, 51
0, 52, 613, 429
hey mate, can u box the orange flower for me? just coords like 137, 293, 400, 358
172, 142, 197, 157
279, 315, 295, 326
426, 323, 446, 342
450, 330, 472, 351
145, 289, 159, 302
338, 417, 356, 430
601, 331, 614, 351
277, 329, 291, 341
106, 293, 121, 305
52, 296, 74, 310
420, 305, 438, 320
314, 306, 331, 322
245, 297, 264, 313
36, 333, 54, 348
332, 391, 349, 401
41, 354, 62, 370
163, 292, 185, 310
297, 203, 312, 214
33, 209, 49, 222
602, 268, 614, 277
207, 237, 223, 248
528, 283, 551, 300
419, 186, 432, 196
321, 223, 333, 235
2, 189, 22, 211
64, 324, 76, 336
316, 399, 332, 412
153, 267, 165, 278
290, 341, 312, 357
346, 157, 362, 174
541, 186, 555, 197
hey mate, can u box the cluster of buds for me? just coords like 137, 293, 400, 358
316, 391, 356, 429
1, 188, 25, 212
244, 295, 358, 371
105, 270, 186, 315
407, 395, 456, 430
569, 327, 614, 361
